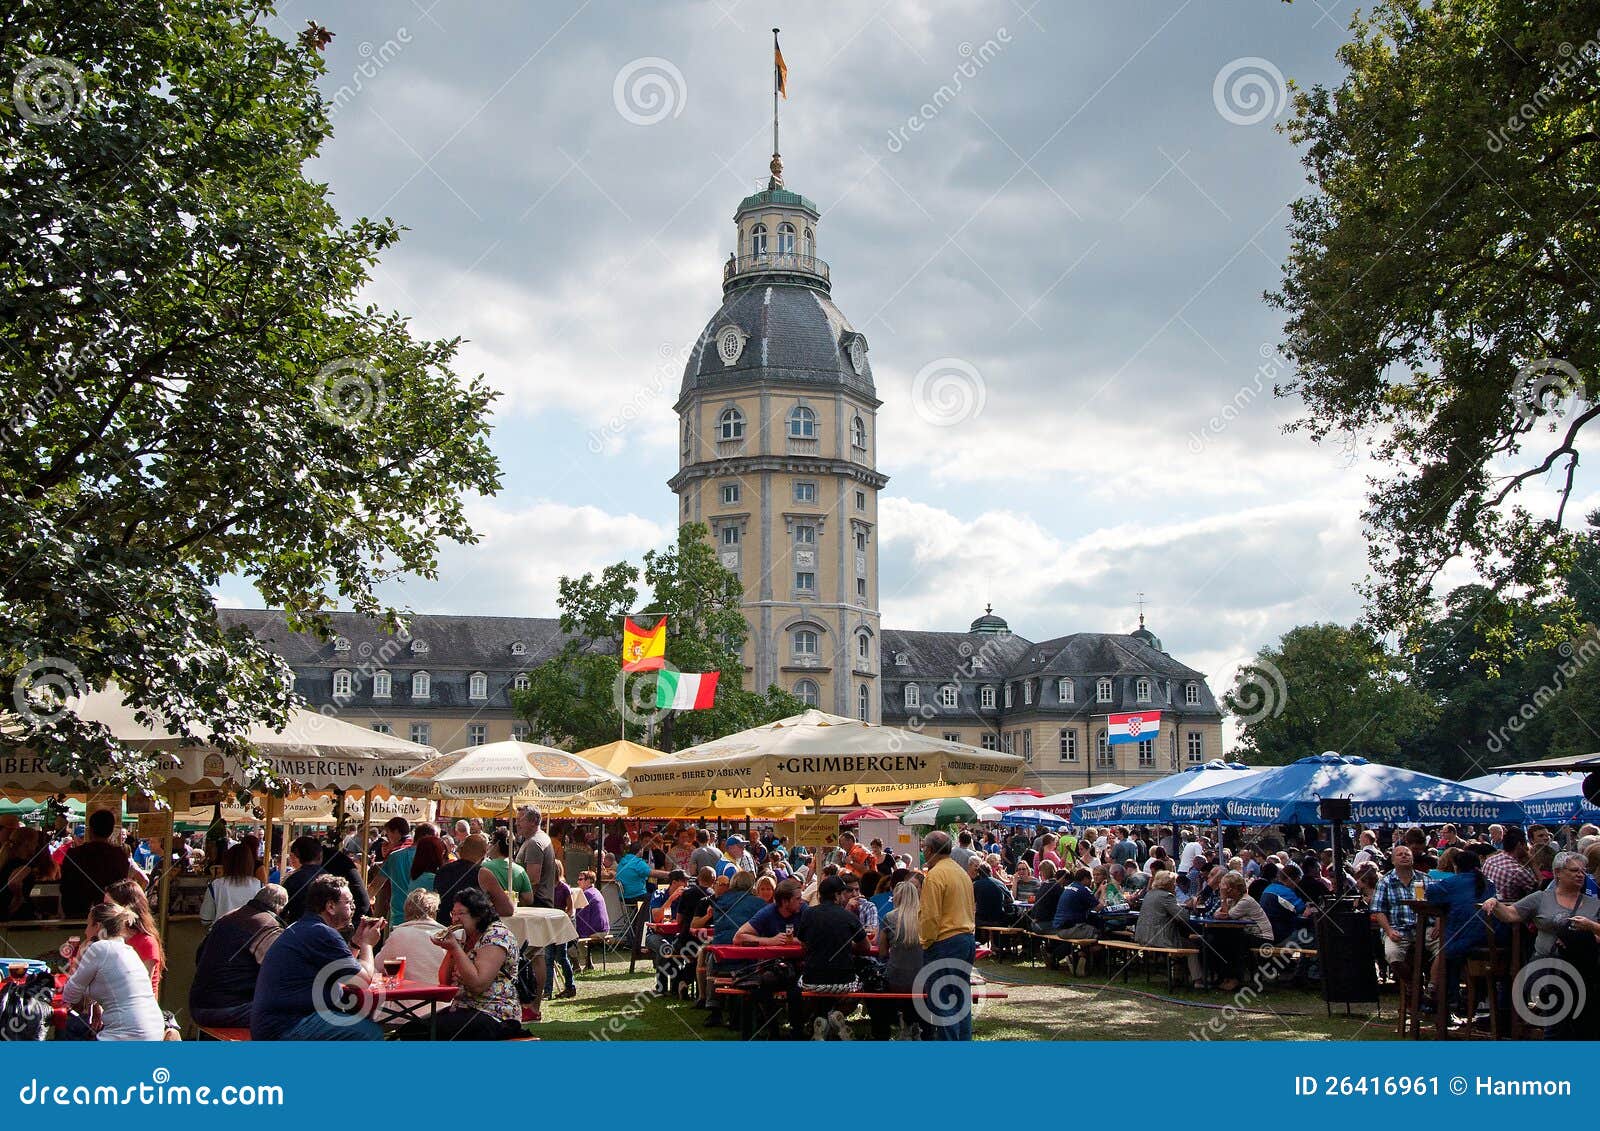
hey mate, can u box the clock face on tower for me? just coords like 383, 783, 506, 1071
717, 325, 745, 366
848, 336, 866, 373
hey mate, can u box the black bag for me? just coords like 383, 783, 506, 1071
855, 956, 888, 993
0, 970, 55, 1041
729, 957, 797, 997
514, 943, 541, 1004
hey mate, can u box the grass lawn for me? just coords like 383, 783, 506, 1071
526, 953, 1403, 1042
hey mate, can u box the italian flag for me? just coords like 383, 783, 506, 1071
656, 670, 719, 710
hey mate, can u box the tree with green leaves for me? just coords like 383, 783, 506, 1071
1228, 623, 1437, 765
1273, 0, 1599, 653
512, 524, 807, 751
0, 2, 499, 792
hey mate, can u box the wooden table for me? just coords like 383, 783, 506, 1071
1402, 900, 1447, 1040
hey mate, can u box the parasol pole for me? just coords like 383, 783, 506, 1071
359, 790, 373, 902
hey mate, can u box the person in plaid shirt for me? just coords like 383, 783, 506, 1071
1372, 846, 1438, 966
1481, 827, 1539, 902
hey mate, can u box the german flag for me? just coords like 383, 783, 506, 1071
622, 616, 666, 672
775, 36, 787, 99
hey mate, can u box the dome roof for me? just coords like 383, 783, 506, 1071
1129, 615, 1163, 652
969, 605, 1010, 635
736, 187, 820, 218
681, 283, 875, 400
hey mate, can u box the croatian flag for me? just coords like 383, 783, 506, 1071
1108, 710, 1161, 745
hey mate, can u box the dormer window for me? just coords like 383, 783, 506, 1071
749, 223, 768, 256
788, 405, 817, 439
1135, 678, 1152, 702
373, 670, 391, 698
981, 686, 996, 709
1004, 684, 1013, 708
411, 639, 429, 655
938, 684, 958, 709
332, 669, 353, 699
333, 636, 350, 653
904, 684, 920, 709
412, 671, 430, 698
469, 672, 488, 700
894, 651, 908, 666
1057, 678, 1073, 703
510, 641, 526, 656
513, 673, 530, 691
1185, 682, 1201, 706
1096, 678, 1113, 703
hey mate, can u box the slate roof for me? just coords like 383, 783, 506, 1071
880, 629, 1034, 681
1009, 632, 1205, 680
216, 609, 575, 671
681, 283, 875, 401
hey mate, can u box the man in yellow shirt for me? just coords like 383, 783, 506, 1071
917, 829, 977, 1040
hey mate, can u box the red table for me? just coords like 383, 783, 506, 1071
356, 980, 458, 1039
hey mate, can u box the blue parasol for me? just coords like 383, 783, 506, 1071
1072, 760, 1260, 824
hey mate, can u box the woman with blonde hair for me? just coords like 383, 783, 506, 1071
873, 879, 924, 1038
62, 903, 166, 1040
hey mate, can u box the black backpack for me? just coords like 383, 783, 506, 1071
729, 957, 798, 997
0, 971, 55, 1041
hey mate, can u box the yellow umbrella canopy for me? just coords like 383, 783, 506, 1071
624, 709, 1024, 803
573, 740, 668, 777
391, 740, 629, 805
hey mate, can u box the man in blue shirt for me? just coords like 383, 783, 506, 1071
616, 842, 664, 959
251, 875, 384, 1041
735, 878, 804, 944
378, 816, 416, 926
1048, 867, 1100, 972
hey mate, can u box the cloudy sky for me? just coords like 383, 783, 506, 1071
215, 0, 1588, 716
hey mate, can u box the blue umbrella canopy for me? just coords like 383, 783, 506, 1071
1513, 781, 1600, 825
1459, 771, 1583, 800
1000, 808, 1068, 830
1072, 760, 1259, 824
1181, 752, 1527, 826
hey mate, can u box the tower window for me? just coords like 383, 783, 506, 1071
856, 629, 872, 662
851, 416, 867, 449
858, 684, 870, 721
795, 679, 819, 706
856, 577, 867, 600
720, 483, 740, 505
749, 223, 768, 256
793, 629, 819, 657
794, 571, 815, 592
794, 481, 817, 504
777, 222, 795, 253
795, 524, 815, 545
855, 490, 866, 511
720, 526, 740, 547
717, 407, 745, 441
787, 405, 817, 439
802, 227, 814, 256
854, 529, 867, 552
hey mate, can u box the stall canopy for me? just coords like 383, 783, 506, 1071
840, 807, 895, 823
1, 687, 435, 795
392, 740, 628, 807
1072, 761, 1258, 824
623, 709, 1024, 804
1460, 771, 1584, 800
1180, 752, 1528, 825
1492, 752, 1600, 773
573, 740, 668, 777
980, 788, 1044, 810
1001, 808, 1067, 830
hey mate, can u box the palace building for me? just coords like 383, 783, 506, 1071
222, 132, 1226, 793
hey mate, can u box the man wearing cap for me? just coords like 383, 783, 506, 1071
718, 834, 757, 878
918, 829, 977, 1040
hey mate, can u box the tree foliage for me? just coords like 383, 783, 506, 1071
1272, 0, 1600, 651
0, 1, 500, 790
512, 524, 807, 751
1227, 623, 1437, 765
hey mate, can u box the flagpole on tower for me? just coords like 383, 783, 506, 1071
770, 28, 786, 188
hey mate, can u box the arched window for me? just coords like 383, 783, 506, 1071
510, 641, 526, 656
513, 673, 530, 692
1096, 678, 1113, 703
904, 684, 920, 709
373, 670, 391, 698
333, 636, 350, 653
1135, 677, 1152, 702
1057, 678, 1073, 703
469, 672, 488, 700
795, 679, 819, 706
938, 684, 958, 709
793, 629, 819, 657
787, 405, 817, 439
718, 407, 745, 441
851, 415, 867, 449
856, 629, 872, 662
981, 686, 996, 709
332, 669, 352, 699
749, 223, 768, 256
412, 671, 430, 699
802, 227, 814, 256
858, 684, 871, 721
777, 222, 795, 253
1185, 682, 1201, 706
